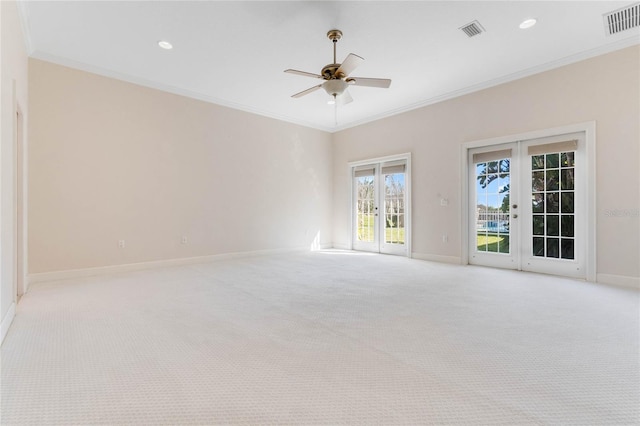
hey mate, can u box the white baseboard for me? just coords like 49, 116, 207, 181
412, 252, 462, 265
596, 273, 640, 290
332, 242, 351, 250
1, 302, 16, 346
27, 247, 310, 284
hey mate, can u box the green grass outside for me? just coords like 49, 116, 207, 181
357, 214, 405, 244
477, 233, 510, 253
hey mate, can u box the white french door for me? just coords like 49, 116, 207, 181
352, 156, 410, 256
468, 132, 586, 279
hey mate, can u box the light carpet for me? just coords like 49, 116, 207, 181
1, 251, 638, 425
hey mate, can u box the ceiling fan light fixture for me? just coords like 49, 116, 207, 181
327, 96, 336, 105
158, 40, 173, 50
519, 18, 537, 29
322, 79, 348, 96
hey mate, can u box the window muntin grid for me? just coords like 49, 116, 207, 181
356, 176, 375, 242
475, 159, 511, 254
531, 152, 575, 260
384, 173, 405, 245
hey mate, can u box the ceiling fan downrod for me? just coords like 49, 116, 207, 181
327, 29, 342, 72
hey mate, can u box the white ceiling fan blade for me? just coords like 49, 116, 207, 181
291, 84, 323, 98
336, 53, 364, 78
346, 77, 391, 88
284, 69, 323, 79
338, 90, 353, 105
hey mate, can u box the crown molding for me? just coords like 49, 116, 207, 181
29, 50, 335, 133
16, 0, 34, 55
28, 35, 639, 135
332, 36, 640, 133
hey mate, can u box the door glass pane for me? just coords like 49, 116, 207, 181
532, 155, 545, 170
532, 193, 544, 213
561, 215, 574, 237
530, 150, 576, 260
546, 238, 560, 258
546, 192, 559, 213
356, 176, 375, 242
561, 239, 575, 259
546, 170, 559, 191
533, 237, 545, 256
384, 173, 405, 245
561, 152, 575, 167
533, 215, 545, 235
561, 169, 574, 190
475, 157, 510, 254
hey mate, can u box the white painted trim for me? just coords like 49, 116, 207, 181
332, 242, 351, 250
405, 155, 412, 258
12, 80, 18, 303
597, 274, 640, 290
461, 121, 597, 281
347, 163, 354, 251
0, 302, 16, 346
462, 122, 597, 151
25, 36, 637, 134
460, 143, 470, 266
332, 37, 639, 133
412, 253, 462, 265
14, 101, 27, 298
584, 122, 597, 283
15, 0, 34, 55
348, 152, 412, 168
27, 247, 310, 284
316, 243, 333, 250
30, 51, 336, 133
348, 153, 412, 257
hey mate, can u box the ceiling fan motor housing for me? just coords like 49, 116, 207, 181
321, 64, 341, 79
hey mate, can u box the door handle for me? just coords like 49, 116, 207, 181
512, 204, 518, 209
512, 214, 518, 218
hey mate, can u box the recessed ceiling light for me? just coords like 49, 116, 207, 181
519, 18, 537, 29
158, 40, 173, 50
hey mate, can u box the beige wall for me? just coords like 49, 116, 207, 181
333, 46, 640, 281
28, 59, 333, 273
25, 45, 640, 283
1, 0, 29, 340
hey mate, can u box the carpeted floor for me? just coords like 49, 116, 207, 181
1, 251, 638, 425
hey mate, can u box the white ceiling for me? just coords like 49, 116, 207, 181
19, 1, 640, 132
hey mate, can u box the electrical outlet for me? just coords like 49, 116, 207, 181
118, 240, 125, 248
181, 236, 188, 244
442, 234, 448, 243
440, 198, 449, 206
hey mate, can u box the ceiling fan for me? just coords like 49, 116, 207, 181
284, 29, 391, 105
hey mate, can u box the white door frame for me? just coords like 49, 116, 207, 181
467, 141, 521, 270
348, 152, 412, 257
461, 122, 596, 281
12, 81, 28, 300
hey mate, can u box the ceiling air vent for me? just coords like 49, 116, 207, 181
603, 3, 640, 35
460, 20, 485, 38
